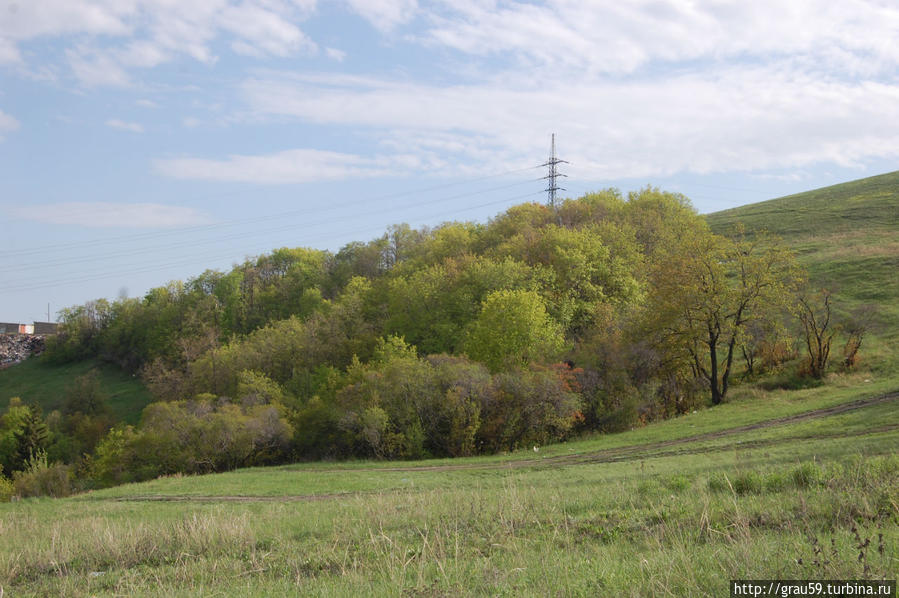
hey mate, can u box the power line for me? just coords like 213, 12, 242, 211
2, 190, 544, 293
0, 178, 542, 274
0, 164, 543, 258
1, 153, 557, 296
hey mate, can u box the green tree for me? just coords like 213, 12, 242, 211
63, 370, 109, 417
463, 289, 567, 372
645, 231, 799, 404
386, 255, 539, 354
12, 406, 50, 472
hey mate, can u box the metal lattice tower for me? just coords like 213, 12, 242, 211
541, 133, 568, 209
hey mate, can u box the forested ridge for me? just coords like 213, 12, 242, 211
3, 187, 857, 497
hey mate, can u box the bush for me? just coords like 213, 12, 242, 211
707, 472, 729, 493
764, 471, 788, 493
89, 398, 295, 487
0, 467, 14, 502
478, 365, 583, 452
12, 451, 74, 498
663, 474, 690, 492
792, 462, 824, 489
731, 470, 764, 495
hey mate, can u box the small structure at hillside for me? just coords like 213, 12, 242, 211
0, 321, 58, 335
33, 322, 58, 335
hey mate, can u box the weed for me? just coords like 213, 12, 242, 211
792, 462, 824, 489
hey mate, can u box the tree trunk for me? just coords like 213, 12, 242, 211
708, 335, 722, 405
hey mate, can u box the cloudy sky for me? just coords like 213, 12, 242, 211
2, 0, 898, 323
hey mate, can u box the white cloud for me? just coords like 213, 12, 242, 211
135, 98, 158, 108
11, 202, 212, 228
154, 148, 433, 183
240, 67, 899, 180
66, 45, 132, 87
226, 1, 899, 179
0, 108, 19, 139
219, 3, 316, 57
7, 0, 899, 183
344, 0, 417, 31
105, 118, 144, 133
0, 36, 21, 64
1, 0, 320, 86
326, 47, 346, 62
0, 0, 132, 42
421, 1, 899, 77
182, 117, 201, 128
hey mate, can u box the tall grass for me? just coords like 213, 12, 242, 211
2, 453, 896, 596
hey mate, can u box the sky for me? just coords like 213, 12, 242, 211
2, 0, 898, 324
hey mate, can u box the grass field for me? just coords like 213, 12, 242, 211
1, 173, 897, 596
1, 380, 896, 596
0, 357, 152, 424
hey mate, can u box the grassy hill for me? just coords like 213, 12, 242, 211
0, 357, 151, 424
1, 173, 898, 596
708, 170, 899, 238
709, 170, 899, 373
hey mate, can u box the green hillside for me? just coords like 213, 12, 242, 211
709, 170, 899, 369
0, 357, 151, 424
707, 170, 899, 238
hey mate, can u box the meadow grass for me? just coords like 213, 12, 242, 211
2, 427, 896, 596
3, 360, 898, 596
0, 357, 151, 424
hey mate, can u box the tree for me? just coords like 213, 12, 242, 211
491, 223, 643, 333
463, 289, 567, 372
63, 370, 109, 417
645, 231, 799, 404
12, 406, 49, 472
841, 305, 876, 370
385, 255, 539, 355
795, 289, 836, 379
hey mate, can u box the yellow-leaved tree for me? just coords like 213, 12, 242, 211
644, 229, 800, 404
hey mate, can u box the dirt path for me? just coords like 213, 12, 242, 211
108, 389, 898, 503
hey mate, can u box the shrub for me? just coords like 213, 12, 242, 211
478, 365, 583, 452
731, 470, 764, 495
12, 451, 74, 498
0, 467, 14, 502
663, 474, 690, 492
764, 471, 788, 493
88, 398, 295, 486
791, 462, 824, 489
707, 472, 734, 493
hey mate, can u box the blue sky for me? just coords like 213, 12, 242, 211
2, 0, 898, 323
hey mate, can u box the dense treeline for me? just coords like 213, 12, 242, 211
4, 187, 863, 497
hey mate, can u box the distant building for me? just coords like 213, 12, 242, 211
0, 322, 58, 335
33, 322, 58, 335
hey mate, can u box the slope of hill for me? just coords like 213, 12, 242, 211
0, 357, 151, 424
708, 170, 899, 370
707, 170, 899, 238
